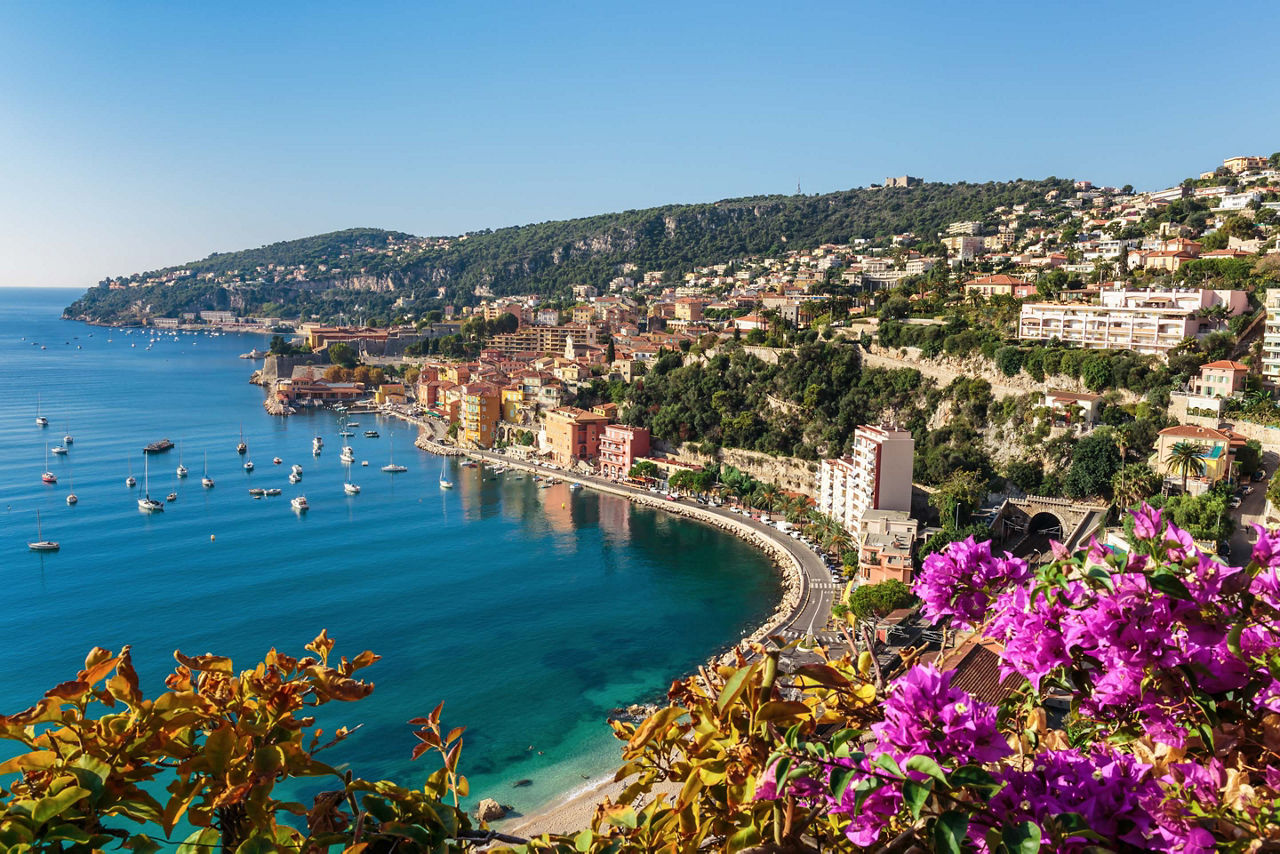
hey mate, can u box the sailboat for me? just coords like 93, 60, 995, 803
381, 440, 407, 473
62, 425, 74, 445
138, 454, 164, 513
438, 456, 453, 489
29, 510, 59, 551
202, 452, 215, 488
41, 445, 57, 484
35, 394, 47, 427
344, 481, 361, 495
237, 424, 247, 455
176, 442, 188, 478
66, 469, 78, 505
126, 457, 136, 488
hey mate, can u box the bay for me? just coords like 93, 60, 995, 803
0, 286, 781, 817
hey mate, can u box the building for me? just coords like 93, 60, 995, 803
857, 510, 918, 585
1154, 424, 1244, 495
1264, 289, 1280, 384
1224, 156, 1268, 174
964, 274, 1034, 299
545, 407, 611, 467
1192, 360, 1249, 398
1043, 390, 1102, 425
941, 235, 985, 261
1019, 286, 1247, 358
816, 426, 914, 541
598, 424, 651, 480
374, 383, 406, 405
460, 382, 501, 449
884, 175, 920, 188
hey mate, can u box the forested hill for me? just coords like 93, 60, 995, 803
66, 178, 1072, 323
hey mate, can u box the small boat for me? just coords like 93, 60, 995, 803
63, 429, 74, 445
273, 457, 283, 465
361, 460, 369, 467
291, 495, 309, 512
41, 445, 57, 484
312, 436, 324, 451
265, 488, 282, 496
237, 424, 247, 455
66, 470, 78, 505
346, 421, 360, 428
340, 446, 356, 463
437, 457, 453, 489
166, 492, 178, 503
29, 510, 58, 552
138, 455, 164, 513
382, 441, 407, 473
202, 452, 214, 488
291, 464, 303, 475
143, 438, 174, 454
176, 443, 188, 478
35, 394, 48, 427
569, 482, 582, 490
244, 460, 255, 472
339, 429, 355, 437
126, 456, 136, 488
288, 472, 302, 484
364, 430, 379, 438
51, 444, 68, 455
249, 488, 266, 496
344, 482, 361, 495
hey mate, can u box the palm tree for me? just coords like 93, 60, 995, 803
1165, 441, 1207, 493
1111, 463, 1159, 511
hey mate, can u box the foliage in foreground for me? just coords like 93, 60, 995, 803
5, 510, 1280, 852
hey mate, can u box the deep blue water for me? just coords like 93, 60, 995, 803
0, 287, 780, 817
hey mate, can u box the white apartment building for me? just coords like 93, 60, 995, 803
1263, 289, 1280, 384
817, 425, 915, 541
942, 235, 985, 261
1019, 286, 1248, 359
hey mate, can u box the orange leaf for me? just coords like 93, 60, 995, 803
44, 680, 90, 700
173, 651, 233, 674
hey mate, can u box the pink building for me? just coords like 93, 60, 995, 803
598, 425, 651, 480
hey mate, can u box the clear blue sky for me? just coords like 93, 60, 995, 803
2, 0, 1278, 287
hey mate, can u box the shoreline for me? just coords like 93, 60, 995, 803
376, 409, 827, 835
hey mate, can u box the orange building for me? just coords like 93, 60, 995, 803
545, 407, 611, 467
461, 382, 501, 449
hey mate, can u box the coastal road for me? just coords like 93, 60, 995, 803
432, 442, 844, 650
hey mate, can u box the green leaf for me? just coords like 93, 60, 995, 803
176, 827, 220, 854
905, 754, 948, 785
235, 834, 278, 854
1001, 820, 1042, 854
728, 825, 762, 848
32, 786, 90, 825
829, 766, 859, 800
716, 664, 756, 714
902, 779, 930, 821
934, 810, 969, 854
872, 753, 904, 779
949, 764, 1000, 793
125, 835, 162, 854
1148, 572, 1192, 601
575, 828, 595, 852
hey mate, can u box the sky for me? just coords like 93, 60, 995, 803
2, 0, 1278, 287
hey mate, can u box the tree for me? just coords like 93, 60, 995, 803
1064, 433, 1121, 499
1165, 441, 1207, 493
328, 341, 358, 369
628, 460, 661, 481
928, 469, 986, 528
606, 339, 616, 363
1111, 463, 1161, 510
846, 580, 917, 689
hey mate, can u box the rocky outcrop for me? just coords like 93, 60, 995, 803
475, 798, 508, 821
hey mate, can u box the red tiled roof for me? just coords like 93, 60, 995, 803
1202, 360, 1249, 370
940, 641, 1027, 706
1159, 424, 1229, 441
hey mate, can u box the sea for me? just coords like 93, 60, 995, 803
0, 287, 782, 819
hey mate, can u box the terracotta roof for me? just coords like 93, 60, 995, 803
965, 274, 1028, 286
1201, 360, 1249, 370
1159, 424, 1229, 441
940, 640, 1026, 706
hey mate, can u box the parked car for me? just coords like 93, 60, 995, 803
1229, 496, 1242, 509
1258, 470, 1268, 481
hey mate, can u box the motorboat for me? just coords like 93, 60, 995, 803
51, 444, 68, 455
28, 510, 58, 551
291, 464, 303, 475
166, 492, 178, 503
312, 436, 324, 451
340, 446, 356, 463
249, 488, 266, 497
265, 488, 281, 496
291, 495, 309, 512
364, 430, 379, 438
344, 482, 361, 495
244, 460, 255, 472
288, 472, 302, 484
273, 457, 283, 465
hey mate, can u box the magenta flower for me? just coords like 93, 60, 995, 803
914, 536, 1030, 630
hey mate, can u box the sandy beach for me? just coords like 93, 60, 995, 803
498, 774, 680, 839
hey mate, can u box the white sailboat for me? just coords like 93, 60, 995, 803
63, 425, 74, 445
35, 394, 47, 427
41, 444, 57, 484
382, 440, 407, 473
126, 457, 136, 488
237, 424, 247, 455
202, 452, 215, 488
29, 510, 59, 551
138, 454, 164, 513
176, 442, 188, 478
438, 456, 453, 489
344, 481, 360, 495
66, 469, 78, 505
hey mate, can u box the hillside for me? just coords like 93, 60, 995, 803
65, 178, 1072, 323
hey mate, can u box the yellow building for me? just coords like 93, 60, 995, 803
461, 382, 501, 449
501, 385, 524, 423
374, 383, 406, 405
1154, 424, 1243, 494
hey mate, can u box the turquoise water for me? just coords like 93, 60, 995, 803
0, 287, 781, 817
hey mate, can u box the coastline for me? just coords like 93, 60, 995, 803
379, 409, 829, 836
